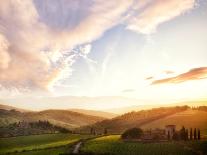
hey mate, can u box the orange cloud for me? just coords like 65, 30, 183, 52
151, 67, 207, 85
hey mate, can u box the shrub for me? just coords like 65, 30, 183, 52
121, 128, 143, 139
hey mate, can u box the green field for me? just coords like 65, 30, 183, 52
11, 146, 70, 155
81, 135, 207, 155
0, 133, 93, 155
1, 134, 207, 155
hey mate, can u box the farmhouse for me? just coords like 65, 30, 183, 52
141, 125, 176, 141
165, 125, 176, 139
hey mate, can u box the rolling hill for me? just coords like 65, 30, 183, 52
78, 106, 188, 134
69, 109, 117, 119
141, 109, 207, 135
78, 106, 207, 135
0, 109, 106, 129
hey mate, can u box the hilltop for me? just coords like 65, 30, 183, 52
69, 108, 117, 119
0, 108, 105, 129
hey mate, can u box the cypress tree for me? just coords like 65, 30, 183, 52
185, 129, 188, 140
190, 128, 193, 140
167, 131, 170, 140
198, 129, 200, 140
180, 126, 186, 140
194, 128, 197, 140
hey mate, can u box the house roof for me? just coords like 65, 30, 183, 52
165, 125, 176, 127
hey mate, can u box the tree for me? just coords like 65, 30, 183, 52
93, 129, 96, 135
190, 128, 193, 140
185, 129, 188, 140
121, 128, 143, 139
172, 132, 179, 141
104, 128, 108, 135
198, 129, 201, 140
180, 126, 186, 140
90, 127, 94, 135
167, 131, 170, 140
194, 128, 197, 140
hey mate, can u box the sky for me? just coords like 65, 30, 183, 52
0, 0, 207, 110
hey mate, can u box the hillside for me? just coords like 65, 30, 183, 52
141, 109, 207, 135
69, 109, 117, 119
78, 106, 190, 134
0, 120, 71, 137
0, 109, 106, 129
105, 105, 158, 114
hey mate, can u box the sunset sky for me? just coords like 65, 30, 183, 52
0, 0, 207, 110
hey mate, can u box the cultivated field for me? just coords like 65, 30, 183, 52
81, 135, 207, 155
0, 133, 93, 155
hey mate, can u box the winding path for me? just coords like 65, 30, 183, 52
72, 141, 82, 154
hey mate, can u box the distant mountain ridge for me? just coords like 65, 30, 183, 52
0, 96, 152, 111
104, 100, 207, 114
1, 98, 206, 114
0, 103, 31, 112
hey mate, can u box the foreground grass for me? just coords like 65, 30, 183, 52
0, 133, 93, 154
11, 145, 71, 155
81, 135, 207, 155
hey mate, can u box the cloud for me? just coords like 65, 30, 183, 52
145, 76, 154, 80
151, 67, 207, 85
0, 34, 10, 69
126, 0, 196, 34
164, 70, 174, 74
0, 0, 132, 92
80, 44, 92, 55
0, 0, 196, 94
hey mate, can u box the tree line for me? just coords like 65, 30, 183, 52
171, 126, 201, 141
10, 120, 71, 133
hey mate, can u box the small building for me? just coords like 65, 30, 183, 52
165, 125, 176, 139
141, 128, 166, 142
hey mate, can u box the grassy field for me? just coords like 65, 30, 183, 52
0, 133, 93, 155
81, 135, 207, 155
11, 146, 70, 155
